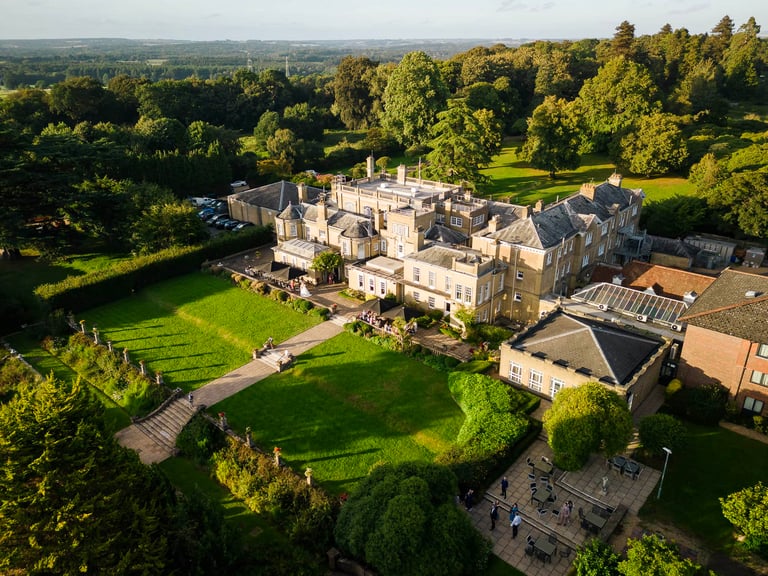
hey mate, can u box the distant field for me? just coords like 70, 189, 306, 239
479, 141, 695, 206
212, 331, 464, 495
80, 273, 321, 390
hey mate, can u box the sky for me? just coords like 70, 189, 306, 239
0, 0, 764, 41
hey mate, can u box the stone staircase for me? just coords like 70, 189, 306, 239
133, 396, 199, 454
257, 348, 290, 370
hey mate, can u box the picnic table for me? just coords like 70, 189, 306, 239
624, 460, 641, 479
585, 511, 607, 532
531, 491, 549, 507
533, 539, 556, 562
534, 460, 554, 476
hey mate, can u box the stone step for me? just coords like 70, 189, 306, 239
133, 398, 197, 453
135, 420, 176, 453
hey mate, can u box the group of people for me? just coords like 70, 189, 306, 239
557, 500, 574, 525
486, 476, 574, 537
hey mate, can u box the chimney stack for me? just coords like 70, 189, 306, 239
488, 215, 502, 233
608, 172, 623, 187
297, 182, 308, 203
580, 182, 596, 201
534, 199, 544, 213
397, 164, 407, 185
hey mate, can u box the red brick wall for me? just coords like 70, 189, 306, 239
678, 325, 748, 393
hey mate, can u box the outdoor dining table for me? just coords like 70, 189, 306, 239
534, 460, 554, 476
585, 511, 607, 531
624, 460, 640, 478
533, 539, 556, 562
531, 491, 549, 507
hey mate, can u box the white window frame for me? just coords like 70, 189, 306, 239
546, 252, 553, 266
528, 370, 543, 392
582, 254, 590, 268
550, 378, 565, 398
585, 231, 593, 246
413, 291, 421, 302
744, 396, 765, 414
413, 267, 420, 283
464, 286, 472, 304
435, 213, 445, 223
598, 243, 605, 256
601, 223, 609, 236
509, 362, 523, 384
757, 343, 768, 358
380, 281, 386, 296
750, 370, 768, 386
514, 292, 522, 302
428, 296, 436, 309
445, 276, 452, 292
472, 214, 485, 226
358, 273, 364, 289
455, 284, 463, 300
450, 215, 463, 227
516, 270, 524, 280
428, 271, 435, 288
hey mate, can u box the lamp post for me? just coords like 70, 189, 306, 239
657, 447, 672, 500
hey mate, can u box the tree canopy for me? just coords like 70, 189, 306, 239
721, 481, 768, 553
521, 95, 581, 178
382, 51, 449, 148
543, 382, 633, 470
334, 462, 490, 576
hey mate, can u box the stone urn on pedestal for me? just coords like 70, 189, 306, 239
273, 446, 282, 466
305, 467, 313, 486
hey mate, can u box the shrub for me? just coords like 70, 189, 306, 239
687, 382, 728, 425
176, 414, 227, 465
665, 378, 683, 398
720, 481, 768, 554
272, 289, 289, 303
638, 413, 686, 455
211, 438, 338, 554
292, 298, 314, 313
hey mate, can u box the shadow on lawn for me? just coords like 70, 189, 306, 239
305, 447, 382, 463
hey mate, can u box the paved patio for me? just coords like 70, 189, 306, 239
467, 438, 660, 575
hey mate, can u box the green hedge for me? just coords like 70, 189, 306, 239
211, 438, 338, 554
437, 372, 533, 490
35, 226, 273, 313
43, 332, 168, 417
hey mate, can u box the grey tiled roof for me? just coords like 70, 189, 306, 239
678, 268, 768, 342
425, 224, 468, 244
485, 181, 641, 250
510, 312, 663, 385
231, 181, 324, 212
648, 235, 700, 259
405, 244, 487, 269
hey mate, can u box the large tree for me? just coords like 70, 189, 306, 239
720, 481, 768, 553
576, 57, 662, 152
722, 17, 762, 97
706, 171, 768, 238
0, 377, 171, 573
615, 112, 688, 177
618, 535, 699, 576
542, 382, 633, 470
334, 462, 490, 576
382, 51, 449, 148
425, 101, 501, 187
521, 95, 581, 178
332, 56, 378, 130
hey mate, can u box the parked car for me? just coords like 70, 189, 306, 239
207, 214, 229, 226
233, 221, 254, 232
215, 218, 235, 229
223, 219, 242, 230
197, 207, 215, 219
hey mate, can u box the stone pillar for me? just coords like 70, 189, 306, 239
123, 348, 130, 364
107, 340, 113, 353
273, 447, 282, 466
92, 327, 100, 345
79, 320, 86, 334
139, 360, 147, 375
218, 412, 228, 430
252, 348, 260, 360
155, 371, 164, 386
245, 426, 253, 448
305, 467, 313, 486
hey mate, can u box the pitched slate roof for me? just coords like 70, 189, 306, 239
483, 181, 641, 250
648, 235, 700, 260
678, 268, 768, 342
425, 224, 468, 244
231, 181, 324, 212
405, 244, 488, 269
509, 311, 664, 385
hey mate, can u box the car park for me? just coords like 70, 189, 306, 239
233, 221, 254, 232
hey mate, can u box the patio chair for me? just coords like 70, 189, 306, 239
526, 456, 534, 468
537, 508, 548, 521
559, 546, 572, 561
548, 492, 557, 503
548, 533, 558, 545
526, 534, 535, 545
540, 475, 550, 483
525, 544, 535, 557
632, 466, 642, 480
551, 508, 560, 523
530, 482, 538, 490
528, 472, 536, 481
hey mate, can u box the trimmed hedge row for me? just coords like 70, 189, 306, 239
43, 332, 168, 417
211, 438, 338, 555
35, 226, 273, 313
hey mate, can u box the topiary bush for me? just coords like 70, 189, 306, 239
638, 413, 687, 456
666, 378, 683, 398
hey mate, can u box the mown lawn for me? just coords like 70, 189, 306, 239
639, 422, 768, 553
80, 273, 321, 390
8, 333, 132, 432
479, 140, 694, 205
212, 331, 465, 495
